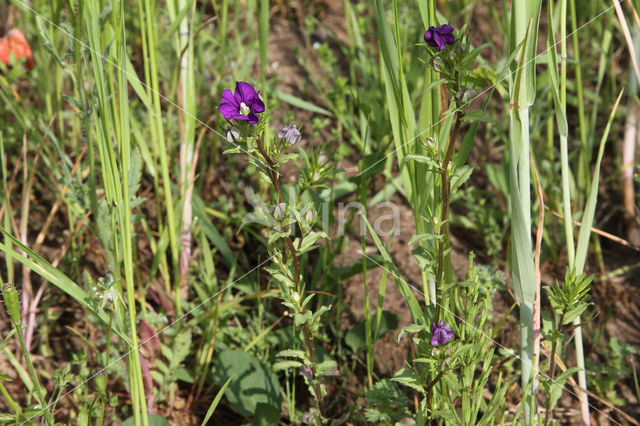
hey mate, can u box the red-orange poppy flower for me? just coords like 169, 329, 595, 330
0, 29, 34, 71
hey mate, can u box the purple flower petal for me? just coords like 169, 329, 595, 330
440, 33, 455, 46
246, 111, 259, 124
220, 89, 238, 106
437, 24, 454, 35
433, 32, 445, 50
219, 104, 236, 120
218, 82, 265, 125
424, 25, 455, 50
219, 89, 240, 119
236, 81, 257, 104
430, 320, 454, 346
424, 27, 436, 46
250, 95, 265, 113
232, 113, 250, 121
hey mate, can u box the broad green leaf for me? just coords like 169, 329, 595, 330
213, 350, 282, 417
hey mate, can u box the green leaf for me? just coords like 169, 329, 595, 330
548, 367, 581, 411
563, 303, 591, 325
423, 78, 447, 96
127, 149, 143, 198
391, 368, 425, 393
213, 350, 283, 417
362, 216, 424, 325
274, 90, 333, 116
272, 360, 303, 371
0, 228, 131, 346
357, 152, 387, 180
450, 165, 474, 194
407, 232, 440, 246
200, 376, 233, 426
401, 154, 440, 170
574, 90, 623, 273
276, 349, 306, 359
251, 403, 281, 426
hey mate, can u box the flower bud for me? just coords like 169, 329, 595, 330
2, 283, 21, 326
273, 203, 287, 219
318, 151, 328, 165
456, 86, 477, 103
304, 209, 315, 224
428, 55, 445, 72
226, 126, 240, 142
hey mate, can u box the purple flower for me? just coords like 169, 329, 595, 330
278, 123, 301, 145
430, 320, 454, 346
424, 25, 455, 51
218, 81, 265, 125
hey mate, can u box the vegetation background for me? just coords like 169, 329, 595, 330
0, 0, 639, 424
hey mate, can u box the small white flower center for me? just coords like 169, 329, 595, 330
239, 102, 250, 115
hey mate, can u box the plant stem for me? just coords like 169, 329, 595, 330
436, 108, 463, 316
255, 138, 324, 421
3, 283, 53, 424
543, 310, 566, 425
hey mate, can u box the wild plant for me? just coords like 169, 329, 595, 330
219, 80, 338, 424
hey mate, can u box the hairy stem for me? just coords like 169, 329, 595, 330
255, 138, 324, 421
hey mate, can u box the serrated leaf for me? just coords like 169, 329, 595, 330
276, 349, 306, 359
272, 360, 303, 371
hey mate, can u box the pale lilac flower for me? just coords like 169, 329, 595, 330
278, 123, 301, 145
430, 320, 454, 346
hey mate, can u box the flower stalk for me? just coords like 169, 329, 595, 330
254, 136, 325, 422
436, 107, 463, 303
